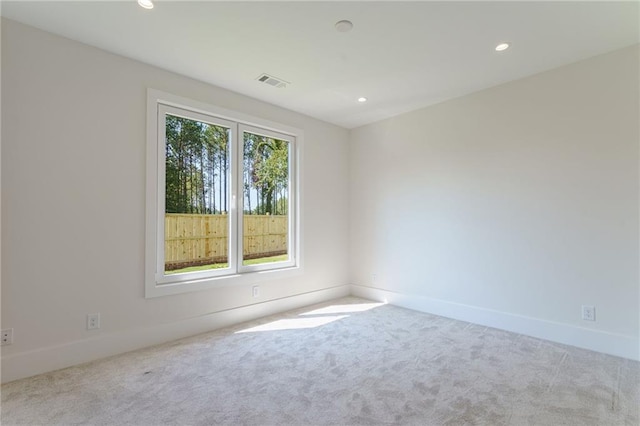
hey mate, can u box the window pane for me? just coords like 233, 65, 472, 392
164, 114, 230, 275
242, 132, 289, 266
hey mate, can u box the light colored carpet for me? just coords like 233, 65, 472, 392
1, 297, 638, 425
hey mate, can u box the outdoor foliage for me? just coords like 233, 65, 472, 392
165, 114, 289, 215
243, 132, 289, 215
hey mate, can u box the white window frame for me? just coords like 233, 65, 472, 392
156, 105, 237, 285
145, 89, 303, 298
238, 124, 296, 273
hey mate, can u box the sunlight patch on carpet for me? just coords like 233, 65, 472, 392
236, 315, 349, 333
300, 302, 386, 316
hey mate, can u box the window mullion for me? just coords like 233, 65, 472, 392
229, 122, 240, 274
235, 124, 245, 273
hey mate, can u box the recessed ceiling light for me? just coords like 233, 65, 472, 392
358, 97, 367, 103
138, 0, 154, 10
495, 42, 510, 52
335, 20, 354, 33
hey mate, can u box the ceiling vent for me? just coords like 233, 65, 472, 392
256, 73, 289, 88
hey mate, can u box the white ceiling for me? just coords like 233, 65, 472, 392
2, 1, 639, 129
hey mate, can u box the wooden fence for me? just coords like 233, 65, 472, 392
164, 214, 287, 270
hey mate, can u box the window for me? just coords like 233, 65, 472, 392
146, 90, 301, 297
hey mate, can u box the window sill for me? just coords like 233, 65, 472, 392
145, 265, 303, 298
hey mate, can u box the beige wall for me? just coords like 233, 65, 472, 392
1, 19, 350, 381
349, 45, 639, 359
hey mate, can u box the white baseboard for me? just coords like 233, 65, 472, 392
1, 285, 350, 383
350, 284, 639, 361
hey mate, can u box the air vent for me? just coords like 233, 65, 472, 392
256, 73, 289, 89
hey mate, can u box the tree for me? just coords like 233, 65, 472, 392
244, 133, 288, 215
165, 114, 229, 215
165, 119, 288, 217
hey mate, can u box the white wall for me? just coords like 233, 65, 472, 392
0, 16, 3, 382
2, 17, 639, 383
349, 45, 640, 360
1, 19, 350, 382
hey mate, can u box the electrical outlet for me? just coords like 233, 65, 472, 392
252, 286, 260, 298
1, 329, 13, 345
87, 313, 101, 330
582, 305, 595, 321
372, 274, 377, 284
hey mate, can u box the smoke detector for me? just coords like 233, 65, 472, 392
335, 20, 353, 32
256, 73, 289, 89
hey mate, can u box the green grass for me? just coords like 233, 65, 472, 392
165, 254, 288, 275
242, 254, 288, 266
165, 262, 228, 275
